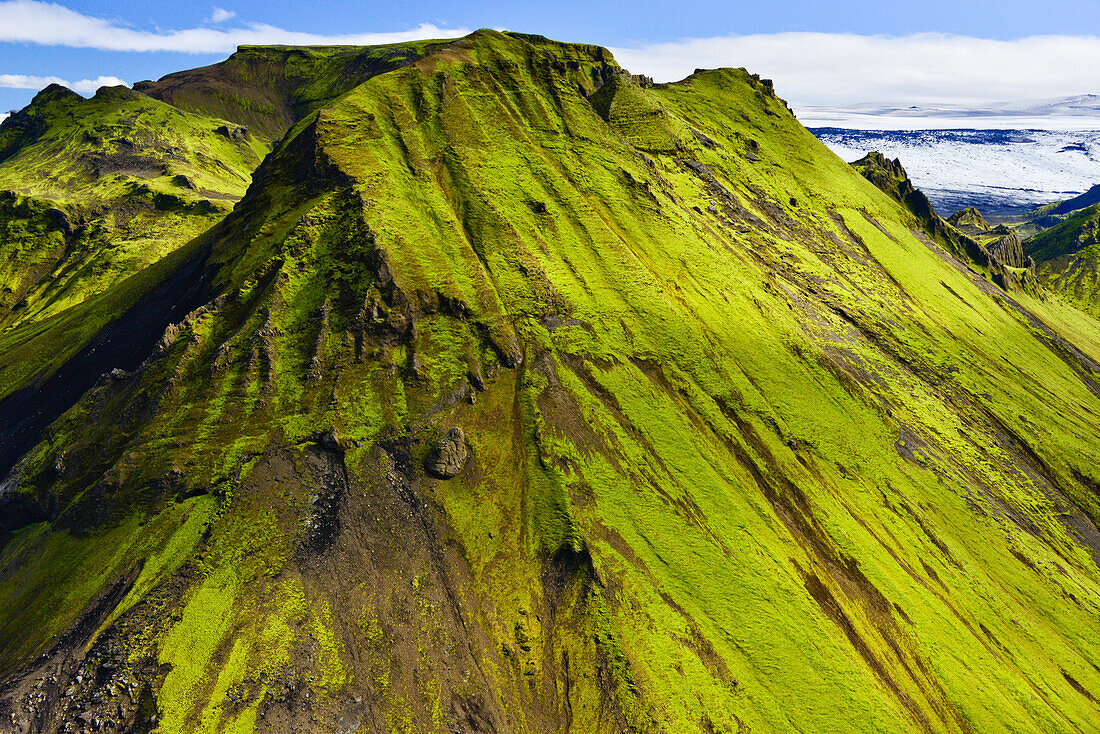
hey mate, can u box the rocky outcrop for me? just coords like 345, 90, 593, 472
986, 225, 1028, 268
425, 428, 468, 479
215, 123, 250, 141
852, 152, 952, 242
948, 208, 1028, 268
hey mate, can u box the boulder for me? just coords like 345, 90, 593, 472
426, 428, 468, 479
214, 124, 250, 141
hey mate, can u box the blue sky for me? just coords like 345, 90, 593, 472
2, 0, 1100, 114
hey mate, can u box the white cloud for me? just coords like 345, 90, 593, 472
0, 1, 468, 53
0, 73, 126, 94
0, 72, 63, 88
68, 75, 126, 94
611, 33, 1100, 108
208, 7, 235, 23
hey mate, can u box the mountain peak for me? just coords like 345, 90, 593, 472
133, 38, 450, 141
30, 83, 82, 105
948, 206, 991, 230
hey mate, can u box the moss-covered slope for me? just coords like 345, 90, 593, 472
0, 82, 267, 416
3, 30, 1100, 734
0, 41, 467, 408
1026, 202, 1100, 316
852, 154, 1037, 293
0, 45, 431, 421
1016, 184, 1100, 238
0, 83, 261, 328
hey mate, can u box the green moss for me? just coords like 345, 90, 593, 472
0, 496, 213, 673
134, 40, 452, 143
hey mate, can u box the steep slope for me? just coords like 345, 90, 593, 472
851, 151, 946, 238
0, 84, 265, 474
1026, 202, 1100, 316
0, 83, 268, 459
0, 45, 443, 451
1029, 201, 1100, 263
3, 30, 1100, 734
133, 41, 452, 144
852, 153, 1037, 292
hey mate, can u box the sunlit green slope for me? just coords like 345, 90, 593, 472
0, 84, 262, 323
0, 39, 468, 407
2, 30, 1100, 734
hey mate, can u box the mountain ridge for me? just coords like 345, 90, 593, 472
132, 38, 462, 144
1025, 201, 1100, 318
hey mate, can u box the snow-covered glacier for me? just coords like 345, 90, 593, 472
803, 98, 1100, 218
810, 127, 1100, 218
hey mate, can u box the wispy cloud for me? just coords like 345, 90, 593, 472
0, 1, 469, 53
0, 72, 126, 94
611, 33, 1100, 108
208, 7, 235, 24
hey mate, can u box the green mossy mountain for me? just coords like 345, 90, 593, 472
0, 37, 475, 412
947, 206, 991, 231
1026, 201, 1100, 317
0, 44, 444, 468
0, 81, 264, 409
0, 83, 260, 323
1016, 184, 1100, 238
3, 30, 1100, 733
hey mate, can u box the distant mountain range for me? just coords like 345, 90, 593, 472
800, 94, 1100, 130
